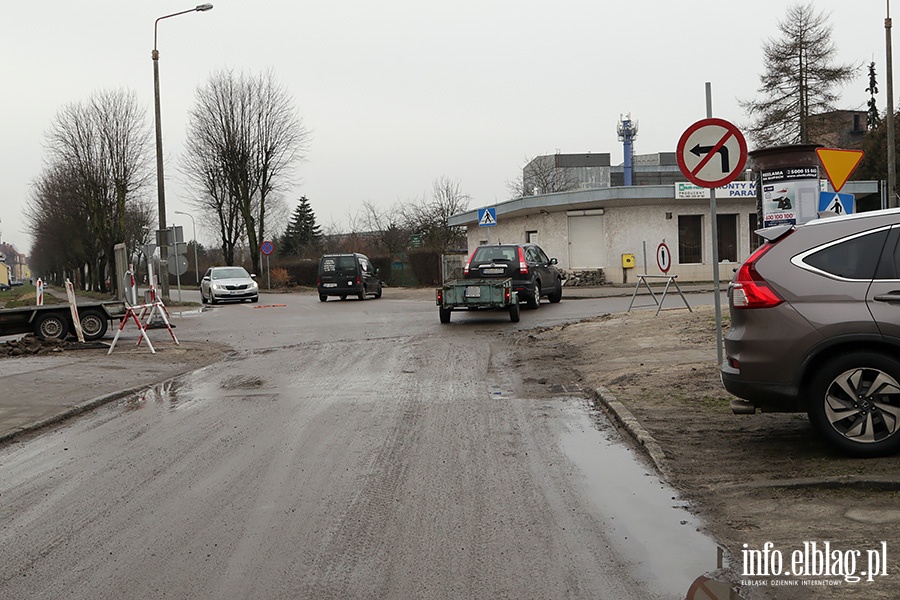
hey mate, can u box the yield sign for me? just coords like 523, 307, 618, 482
676, 118, 748, 188
816, 148, 864, 193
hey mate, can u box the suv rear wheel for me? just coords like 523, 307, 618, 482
527, 281, 541, 309
807, 352, 900, 457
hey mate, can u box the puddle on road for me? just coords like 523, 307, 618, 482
559, 403, 727, 599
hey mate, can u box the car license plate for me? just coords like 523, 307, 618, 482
465, 286, 482, 298
323, 283, 337, 288
482, 268, 504, 275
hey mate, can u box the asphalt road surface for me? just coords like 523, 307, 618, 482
0, 291, 721, 599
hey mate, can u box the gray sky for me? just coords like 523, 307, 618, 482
0, 1, 889, 253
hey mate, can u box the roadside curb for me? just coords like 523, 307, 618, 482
0, 384, 152, 445
592, 385, 672, 480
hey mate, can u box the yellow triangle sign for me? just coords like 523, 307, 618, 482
816, 148, 864, 193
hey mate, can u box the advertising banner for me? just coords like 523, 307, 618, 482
760, 167, 819, 228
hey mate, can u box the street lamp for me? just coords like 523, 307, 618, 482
153, 3, 213, 298
174, 210, 200, 284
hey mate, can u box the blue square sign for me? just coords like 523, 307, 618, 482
477, 207, 497, 227
818, 192, 854, 216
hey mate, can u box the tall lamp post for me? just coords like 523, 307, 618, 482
174, 210, 200, 284
153, 3, 213, 298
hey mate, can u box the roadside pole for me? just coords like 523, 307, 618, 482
706, 83, 724, 367
675, 85, 748, 369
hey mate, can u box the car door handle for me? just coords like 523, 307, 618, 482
873, 293, 900, 303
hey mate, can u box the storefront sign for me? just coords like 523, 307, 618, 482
675, 181, 756, 200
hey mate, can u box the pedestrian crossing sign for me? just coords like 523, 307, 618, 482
818, 192, 854, 216
478, 207, 497, 227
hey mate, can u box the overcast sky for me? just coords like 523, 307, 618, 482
0, 1, 890, 253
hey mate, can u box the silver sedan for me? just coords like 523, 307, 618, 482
200, 266, 259, 304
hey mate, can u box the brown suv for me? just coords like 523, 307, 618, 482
721, 208, 900, 457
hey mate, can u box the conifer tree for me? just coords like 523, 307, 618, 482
279, 197, 322, 258
740, 3, 858, 147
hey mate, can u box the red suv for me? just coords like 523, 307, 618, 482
722, 208, 900, 457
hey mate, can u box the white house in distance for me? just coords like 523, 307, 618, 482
449, 152, 881, 284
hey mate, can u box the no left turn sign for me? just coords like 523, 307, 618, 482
676, 118, 747, 188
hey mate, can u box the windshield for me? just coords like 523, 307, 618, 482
212, 267, 250, 280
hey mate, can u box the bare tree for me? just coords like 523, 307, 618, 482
361, 200, 412, 258
26, 164, 92, 284
30, 89, 152, 291
181, 158, 246, 265
182, 69, 309, 274
404, 176, 470, 252
507, 155, 579, 199
740, 3, 858, 147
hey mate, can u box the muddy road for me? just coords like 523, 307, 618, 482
0, 292, 721, 599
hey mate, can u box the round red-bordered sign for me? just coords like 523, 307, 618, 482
657, 242, 671, 274
260, 240, 274, 256
676, 118, 747, 188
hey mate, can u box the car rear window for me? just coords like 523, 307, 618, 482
321, 256, 357, 272
803, 229, 889, 280
472, 247, 516, 262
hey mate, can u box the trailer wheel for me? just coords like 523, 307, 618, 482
35, 312, 69, 340
509, 301, 520, 322
79, 309, 108, 341
439, 306, 452, 324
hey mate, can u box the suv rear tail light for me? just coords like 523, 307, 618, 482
517, 246, 529, 275
732, 243, 784, 309
464, 250, 477, 275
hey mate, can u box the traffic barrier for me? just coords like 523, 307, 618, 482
123, 265, 138, 306
64, 279, 85, 343
107, 298, 180, 355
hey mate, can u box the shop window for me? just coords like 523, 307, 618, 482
678, 215, 702, 264
717, 214, 738, 262
748, 213, 761, 253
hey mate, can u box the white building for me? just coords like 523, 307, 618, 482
450, 178, 881, 284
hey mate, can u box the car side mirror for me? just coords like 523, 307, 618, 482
202, 276, 211, 282
549, 258, 558, 265
375, 267, 380, 275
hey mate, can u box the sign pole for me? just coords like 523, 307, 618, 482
705, 82, 724, 367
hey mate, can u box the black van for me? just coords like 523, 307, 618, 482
317, 253, 383, 301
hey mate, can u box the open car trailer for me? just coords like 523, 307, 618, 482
435, 278, 520, 323
0, 301, 127, 341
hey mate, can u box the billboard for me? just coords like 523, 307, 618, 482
759, 167, 820, 227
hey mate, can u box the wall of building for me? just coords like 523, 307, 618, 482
468, 211, 570, 267
465, 198, 758, 284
